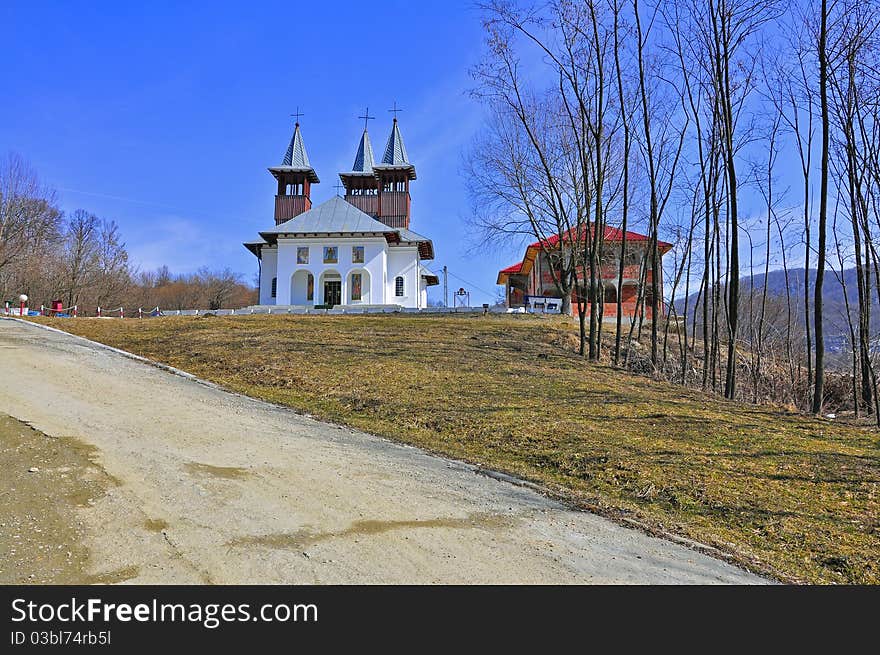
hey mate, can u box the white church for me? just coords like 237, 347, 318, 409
244, 115, 438, 309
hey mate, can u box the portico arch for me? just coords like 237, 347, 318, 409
348, 269, 370, 303
291, 270, 314, 305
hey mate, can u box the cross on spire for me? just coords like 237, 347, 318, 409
357, 107, 375, 131
290, 106, 305, 124
333, 181, 344, 196
388, 101, 403, 120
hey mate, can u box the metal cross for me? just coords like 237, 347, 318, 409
388, 101, 403, 119
358, 107, 375, 131
290, 106, 305, 124
333, 181, 344, 196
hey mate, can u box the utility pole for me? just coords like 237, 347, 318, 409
443, 266, 448, 307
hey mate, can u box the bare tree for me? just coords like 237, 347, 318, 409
198, 267, 242, 310
92, 219, 132, 310
813, 0, 832, 413
58, 210, 101, 309
469, 1, 609, 356
0, 153, 63, 299
633, 0, 687, 369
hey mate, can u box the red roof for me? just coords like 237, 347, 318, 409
497, 225, 672, 284
528, 225, 671, 250
496, 262, 524, 284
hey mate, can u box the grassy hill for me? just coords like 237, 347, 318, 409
33, 313, 880, 583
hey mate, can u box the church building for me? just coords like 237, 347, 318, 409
244, 115, 438, 309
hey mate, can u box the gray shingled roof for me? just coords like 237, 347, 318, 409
283, 123, 311, 168
352, 129, 375, 173
270, 122, 319, 183
260, 196, 396, 239
397, 227, 435, 259
380, 119, 410, 165
249, 199, 435, 260
396, 227, 428, 242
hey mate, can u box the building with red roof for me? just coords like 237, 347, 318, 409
496, 225, 673, 319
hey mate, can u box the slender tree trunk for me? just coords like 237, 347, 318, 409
813, 0, 829, 415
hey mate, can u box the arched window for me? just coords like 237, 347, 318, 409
395, 276, 404, 297
271, 277, 277, 298
604, 286, 617, 304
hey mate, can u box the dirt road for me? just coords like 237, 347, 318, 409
0, 319, 765, 583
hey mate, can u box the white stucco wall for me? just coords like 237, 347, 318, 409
386, 247, 422, 308
258, 237, 427, 309
258, 246, 278, 305
273, 236, 389, 306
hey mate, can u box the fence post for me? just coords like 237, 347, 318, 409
120, 307, 124, 319
97, 306, 101, 317
72, 305, 78, 318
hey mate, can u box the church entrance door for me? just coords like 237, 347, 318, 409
324, 280, 341, 307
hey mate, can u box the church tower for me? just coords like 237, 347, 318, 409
339, 124, 379, 216
373, 117, 416, 229
268, 120, 319, 225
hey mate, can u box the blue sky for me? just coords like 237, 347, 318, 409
0, 0, 508, 304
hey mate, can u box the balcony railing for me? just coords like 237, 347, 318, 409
345, 194, 378, 217
275, 195, 309, 223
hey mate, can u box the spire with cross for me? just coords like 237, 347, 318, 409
345, 106, 378, 175
357, 107, 375, 132
290, 106, 305, 125
380, 104, 412, 168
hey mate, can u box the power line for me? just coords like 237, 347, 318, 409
426, 266, 496, 299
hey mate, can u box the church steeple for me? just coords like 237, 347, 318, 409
373, 114, 416, 229
340, 110, 380, 217
269, 116, 319, 225
282, 122, 313, 169
352, 129, 376, 172
380, 118, 412, 167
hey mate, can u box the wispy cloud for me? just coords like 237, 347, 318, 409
125, 214, 244, 274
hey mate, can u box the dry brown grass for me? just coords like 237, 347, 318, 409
34, 313, 880, 583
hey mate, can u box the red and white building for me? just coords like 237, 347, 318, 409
496, 226, 672, 320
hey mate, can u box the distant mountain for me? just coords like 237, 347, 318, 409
675, 267, 880, 354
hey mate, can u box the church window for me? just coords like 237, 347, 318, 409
323, 246, 338, 264
271, 277, 277, 298
297, 247, 309, 264
352, 246, 364, 264
351, 273, 362, 301
307, 274, 314, 301
395, 276, 404, 297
